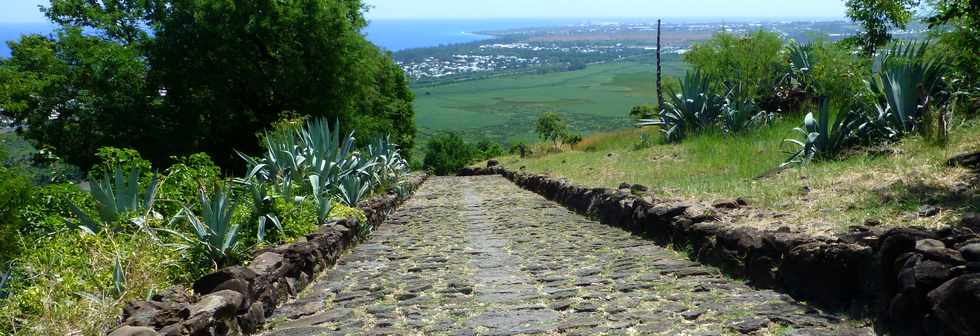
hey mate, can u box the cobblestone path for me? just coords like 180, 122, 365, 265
263, 176, 873, 336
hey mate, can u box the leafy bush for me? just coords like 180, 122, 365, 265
629, 104, 658, 120
535, 112, 573, 151
88, 147, 153, 181
786, 40, 869, 106
475, 140, 506, 161
0, 231, 180, 335
157, 153, 223, 216
17, 183, 95, 238
684, 31, 786, 107
0, 0, 415, 170
423, 132, 475, 175
0, 168, 31, 259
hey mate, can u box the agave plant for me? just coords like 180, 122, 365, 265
721, 82, 767, 134
870, 40, 949, 136
71, 166, 159, 234
309, 174, 336, 224
0, 264, 11, 300
365, 135, 408, 187
233, 164, 284, 242
169, 187, 241, 268
638, 71, 723, 142
338, 173, 372, 207
783, 98, 868, 166
112, 254, 126, 298
787, 41, 813, 81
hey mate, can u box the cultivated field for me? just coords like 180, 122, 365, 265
412, 56, 689, 147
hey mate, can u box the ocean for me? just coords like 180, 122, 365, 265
0, 18, 591, 58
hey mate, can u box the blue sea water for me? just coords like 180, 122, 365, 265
362, 18, 588, 51
0, 18, 589, 58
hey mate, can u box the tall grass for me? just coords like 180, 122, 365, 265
501, 117, 980, 234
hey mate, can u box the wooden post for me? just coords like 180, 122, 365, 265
656, 19, 664, 116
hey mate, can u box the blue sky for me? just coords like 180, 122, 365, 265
1, 0, 847, 22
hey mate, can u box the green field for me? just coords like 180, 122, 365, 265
412, 56, 689, 148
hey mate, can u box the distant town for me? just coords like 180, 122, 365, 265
394, 19, 928, 83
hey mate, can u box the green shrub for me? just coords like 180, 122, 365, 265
629, 104, 658, 120
157, 153, 223, 216
685, 31, 786, 108
422, 132, 475, 175
88, 147, 153, 181
475, 140, 505, 161
0, 168, 31, 259
17, 183, 94, 239
535, 112, 574, 151
0, 230, 181, 335
799, 40, 870, 106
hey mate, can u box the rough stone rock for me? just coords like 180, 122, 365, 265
681, 310, 704, 320
248, 252, 284, 275
916, 238, 947, 252
712, 199, 742, 209
780, 242, 872, 309
959, 243, 980, 262
259, 175, 868, 335
108, 326, 160, 336
630, 184, 650, 193
731, 317, 769, 334
193, 266, 257, 295
927, 274, 980, 336
963, 213, 980, 232
889, 291, 925, 323
922, 247, 967, 265
919, 205, 941, 217
487, 160, 499, 168
913, 260, 954, 290
237, 303, 265, 334
947, 151, 980, 170
120, 291, 194, 329
189, 290, 244, 320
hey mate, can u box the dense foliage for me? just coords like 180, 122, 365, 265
637, 23, 964, 167
0, 119, 413, 334
535, 112, 581, 151
422, 132, 475, 176
844, 0, 921, 55
845, 0, 979, 111
0, 0, 415, 170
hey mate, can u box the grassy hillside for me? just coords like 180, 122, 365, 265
494, 118, 980, 236
412, 55, 689, 148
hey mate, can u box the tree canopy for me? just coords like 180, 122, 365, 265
0, 0, 415, 171
844, 0, 921, 55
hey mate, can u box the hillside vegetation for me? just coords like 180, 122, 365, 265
497, 118, 979, 235
481, 4, 980, 235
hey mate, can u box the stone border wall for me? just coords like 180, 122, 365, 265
108, 173, 429, 336
460, 166, 980, 336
